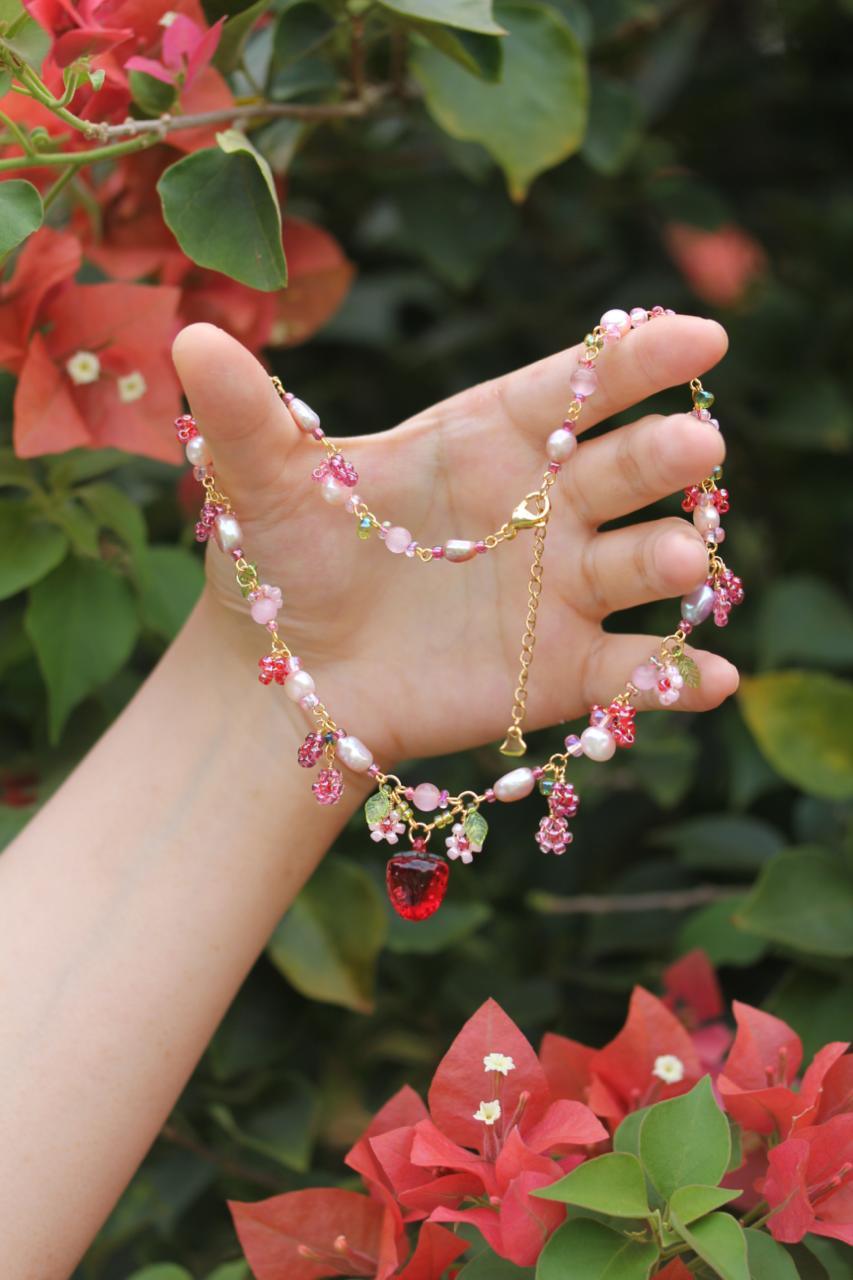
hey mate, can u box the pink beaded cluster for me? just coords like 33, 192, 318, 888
175, 306, 743, 921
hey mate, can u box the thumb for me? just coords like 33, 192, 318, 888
171, 322, 307, 513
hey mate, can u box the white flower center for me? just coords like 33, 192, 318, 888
483, 1052, 516, 1076
66, 351, 101, 385
473, 1099, 502, 1126
159, 11, 178, 25
118, 371, 147, 403
652, 1054, 685, 1085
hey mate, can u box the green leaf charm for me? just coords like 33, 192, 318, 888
365, 788, 393, 825
464, 809, 488, 847
674, 653, 701, 688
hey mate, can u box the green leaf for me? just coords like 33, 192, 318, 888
273, 0, 335, 66
157, 132, 287, 290
128, 68, 177, 115
137, 546, 205, 641
25, 557, 139, 742
639, 1078, 730, 1201
802, 1235, 853, 1279
50, 499, 100, 557
214, 0, 269, 71
205, 1266, 249, 1280
46, 448, 123, 486
376, 0, 506, 34
744, 1228, 800, 1280
407, 23, 503, 79
735, 847, 853, 957
209, 1076, 319, 1171
536, 1217, 659, 1280
411, 1, 588, 199
629, 721, 700, 809
672, 652, 701, 689
0, 179, 43, 256
0, 501, 68, 600
458, 1253, 533, 1278
0, 447, 35, 490
534, 1153, 650, 1218
738, 672, 853, 801
124, 1267, 193, 1280
669, 1211, 749, 1280
653, 813, 784, 873
464, 808, 488, 846
581, 74, 642, 176
267, 855, 387, 1012
612, 1107, 651, 1159
0, 3, 50, 68
668, 1185, 740, 1226
768, 969, 853, 1062
78, 482, 147, 557
757, 575, 853, 671
394, 175, 518, 288
365, 787, 392, 824
678, 896, 768, 967
386, 899, 492, 953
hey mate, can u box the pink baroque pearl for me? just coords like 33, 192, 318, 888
580, 725, 616, 762
629, 307, 648, 327
213, 513, 242, 553
336, 735, 374, 773
444, 539, 477, 563
546, 427, 577, 464
321, 475, 350, 506
284, 669, 316, 702
385, 526, 412, 554
288, 397, 320, 433
600, 308, 631, 336
630, 662, 659, 691
185, 434, 212, 468
494, 767, 535, 802
570, 367, 598, 398
693, 505, 720, 537
412, 782, 441, 812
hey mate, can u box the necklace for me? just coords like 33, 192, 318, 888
176, 307, 743, 922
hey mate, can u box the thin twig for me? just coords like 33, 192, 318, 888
160, 1121, 284, 1193
530, 885, 742, 916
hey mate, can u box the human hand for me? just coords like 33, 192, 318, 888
172, 314, 738, 767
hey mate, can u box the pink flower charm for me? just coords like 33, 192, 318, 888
249, 584, 283, 626
549, 781, 580, 818
445, 823, 482, 865
258, 654, 289, 686
536, 814, 572, 855
312, 453, 359, 487
657, 665, 684, 706
369, 810, 406, 844
297, 732, 324, 768
312, 767, 344, 805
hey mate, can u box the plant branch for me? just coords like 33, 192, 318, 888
0, 133, 156, 172
530, 885, 743, 916
159, 1121, 284, 1193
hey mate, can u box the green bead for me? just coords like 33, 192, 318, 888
712, 465, 723, 480
694, 388, 715, 410
357, 517, 372, 540
538, 778, 554, 796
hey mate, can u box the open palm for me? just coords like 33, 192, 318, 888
173, 314, 738, 768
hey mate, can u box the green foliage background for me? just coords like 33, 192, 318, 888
1, 0, 852, 1276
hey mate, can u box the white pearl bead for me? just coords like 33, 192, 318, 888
185, 434, 212, 467
693, 504, 720, 536
321, 475, 350, 505
600, 308, 631, 336
213, 513, 242, 553
580, 726, 616, 762
336, 735, 374, 773
546, 428, 577, 463
284, 669, 316, 701
288, 397, 320, 433
494, 767, 535, 802
444, 539, 477, 563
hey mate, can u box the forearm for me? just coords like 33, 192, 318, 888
0, 591, 365, 1279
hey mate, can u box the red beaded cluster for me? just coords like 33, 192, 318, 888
297, 731, 325, 768
713, 569, 745, 627
175, 413, 198, 443
258, 654, 290, 685
312, 453, 359, 487
312, 766, 344, 805
682, 485, 730, 515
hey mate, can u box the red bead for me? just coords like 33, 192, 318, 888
386, 853, 449, 921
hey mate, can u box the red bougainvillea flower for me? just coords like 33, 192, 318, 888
761, 1114, 853, 1246
1, 229, 182, 461
229, 1186, 467, 1280
717, 1002, 849, 1137
125, 12, 224, 90
664, 221, 768, 307
266, 218, 356, 348
653, 1261, 694, 1280
347, 1000, 607, 1267
22, 0, 134, 66
662, 948, 732, 1071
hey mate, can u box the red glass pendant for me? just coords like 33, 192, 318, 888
386, 852, 449, 921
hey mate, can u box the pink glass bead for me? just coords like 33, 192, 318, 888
475, 541, 487, 554
630, 662, 659, 691
630, 307, 648, 327
570, 367, 598, 398
412, 783, 441, 813
405, 541, 418, 558
565, 734, 584, 757
600, 308, 631, 336
297, 732, 324, 768
651, 305, 665, 317
549, 782, 580, 818
536, 814, 572, 855
250, 590, 281, 625
385, 526, 413, 554
431, 546, 444, 559
299, 693, 319, 712
312, 767, 343, 805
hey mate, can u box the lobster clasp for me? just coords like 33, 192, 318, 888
511, 490, 551, 530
